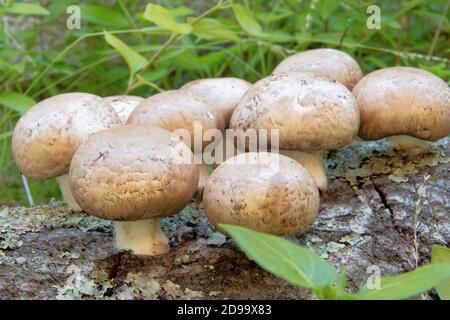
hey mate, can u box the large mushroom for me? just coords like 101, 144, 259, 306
272, 48, 363, 90
180, 77, 251, 126
127, 90, 225, 193
12, 92, 121, 211
69, 125, 199, 256
229, 72, 359, 190
103, 95, 144, 124
352, 67, 450, 154
203, 152, 319, 236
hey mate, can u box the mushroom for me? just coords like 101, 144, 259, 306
103, 95, 144, 124
12, 92, 121, 211
127, 90, 225, 193
352, 67, 450, 154
272, 48, 363, 90
203, 152, 319, 236
229, 72, 359, 190
69, 125, 199, 256
180, 77, 251, 125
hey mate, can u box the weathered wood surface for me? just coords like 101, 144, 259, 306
0, 138, 448, 300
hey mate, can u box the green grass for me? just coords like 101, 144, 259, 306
0, 0, 449, 205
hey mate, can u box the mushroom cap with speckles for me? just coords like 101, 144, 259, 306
272, 48, 363, 90
12, 92, 121, 180
180, 77, 251, 125
203, 152, 319, 236
103, 95, 144, 124
69, 125, 199, 221
352, 67, 450, 141
127, 90, 225, 151
229, 72, 359, 152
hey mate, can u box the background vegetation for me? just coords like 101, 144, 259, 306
0, 0, 449, 205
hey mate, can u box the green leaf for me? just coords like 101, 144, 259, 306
315, 0, 340, 21
432, 245, 450, 300
191, 18, 240, 42
353, 264, 450, 300
80, 5, 129, 28
232, 4, 262, 36
0, 92, 35, 114
0, 131, 12, 141
221, 224, 336, 289
336, 267, 347, 298
143, 3, 192, 35
5, 3, 50, 15
104, 32, 147, 75
157, 49, 206, 70
136, 75, 163, 92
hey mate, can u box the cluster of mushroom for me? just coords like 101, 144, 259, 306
12, 48, 450, 256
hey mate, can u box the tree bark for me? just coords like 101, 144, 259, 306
0, 139, 448, 300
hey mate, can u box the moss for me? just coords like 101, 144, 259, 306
2, 201, 111, 233
327, 139, 449, 185
161, 280, 205, 299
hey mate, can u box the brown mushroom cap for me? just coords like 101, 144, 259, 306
352, 67, 450, 141
180, 77, 251, 125
203, 152, 319, 236
229, 72, 359, 152
273, 48, 363, 90
103, 95, 144, 124
69, 125, 199, 221
12, 92, 120, 180
127, 90, 225, 151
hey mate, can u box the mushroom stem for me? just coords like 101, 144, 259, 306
56, 174, 83, 212
279, 150, 328, 190
113, 219, 169, 256
388, 135, 431, 155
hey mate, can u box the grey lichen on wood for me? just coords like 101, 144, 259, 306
0, 138, 448, 299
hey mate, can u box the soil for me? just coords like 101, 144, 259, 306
0, 138, 448, 300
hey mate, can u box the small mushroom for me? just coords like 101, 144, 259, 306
12, 92, 121, 211
230, 72, 359, 190
127, 90, 225, 194
352, 67, 450, 154
180, 77, 251, 125
69, 125, 199, 256
103, 95, 144, 124
272, 48, 363, 90
203, 152, 319, 236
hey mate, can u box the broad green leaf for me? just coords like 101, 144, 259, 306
104, 32, 147, 75
263, 31, 295, 43
5, 3, 50, 15
191, 18, 240, 42
353, 264, 450, 300
336, 267, 347, 298
80, 5, 129, 28
0, 92, 35, 114
171, 6, 194, 17
432, 245, 450, 300
221, 224, 336, 288
315, 0, 340, 21
232, 4, 262, 36
143, 3, 192, 35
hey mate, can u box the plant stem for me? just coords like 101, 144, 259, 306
21, 174, 34, 207
124, 0, 230, 94
338, 19, 352, 49
118, 0, 146, 45
427, 0, 450, 58
25, 27, 167, 95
